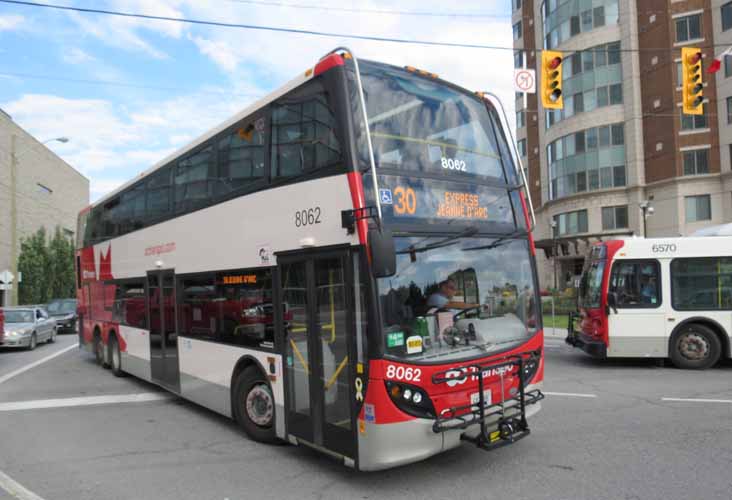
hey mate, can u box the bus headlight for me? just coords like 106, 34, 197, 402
520, 351, 540, 385
384, 381, 435, 419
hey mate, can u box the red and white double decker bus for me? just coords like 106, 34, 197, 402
568, 236, 732, 369
75, 48, 544, 470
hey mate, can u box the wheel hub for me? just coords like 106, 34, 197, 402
245, 385, 273, 427
679, 332, 709, 361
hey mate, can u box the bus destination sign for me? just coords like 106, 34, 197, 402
373, 175, 513, 226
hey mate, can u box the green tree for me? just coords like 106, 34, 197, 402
48, 227, 76, 299
17, 227, 50, 305
17, 226, 76, 305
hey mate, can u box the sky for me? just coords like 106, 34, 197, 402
0, 0, 517, 202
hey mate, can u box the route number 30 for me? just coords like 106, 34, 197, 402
393, 187, 417, 215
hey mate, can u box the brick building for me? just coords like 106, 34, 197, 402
0, 109, 89, 305
512, 0, 732, 289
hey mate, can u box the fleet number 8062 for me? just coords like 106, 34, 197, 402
385, 365, 422, 382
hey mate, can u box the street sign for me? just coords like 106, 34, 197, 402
514, 69, 536, 94
0, 270, 14, 284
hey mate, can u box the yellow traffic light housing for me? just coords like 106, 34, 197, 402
682, 47, 704, 115
541, 50, 563, 110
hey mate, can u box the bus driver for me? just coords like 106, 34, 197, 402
427, 279, 478, 310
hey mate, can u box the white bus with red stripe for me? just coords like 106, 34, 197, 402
75, 48, 544, 470
568, 236, 732, 369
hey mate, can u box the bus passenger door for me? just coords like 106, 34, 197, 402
607, 259, 666, 357
147, 270, 180, 391
280, 251, 355, 460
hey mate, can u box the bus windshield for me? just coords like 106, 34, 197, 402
578, 258, 605, 309
378, 236, 538, 363
351, 60, 515, 183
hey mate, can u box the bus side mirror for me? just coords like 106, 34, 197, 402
369, 227, 396, 278
607, 292, 618, 314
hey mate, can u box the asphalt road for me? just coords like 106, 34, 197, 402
1, 333, 731, 500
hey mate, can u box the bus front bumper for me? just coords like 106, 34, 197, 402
566, 331, 607, 358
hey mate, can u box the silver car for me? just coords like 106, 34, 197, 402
0, 307, 57, 350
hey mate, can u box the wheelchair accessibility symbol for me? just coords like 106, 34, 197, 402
379, 189, 393, 205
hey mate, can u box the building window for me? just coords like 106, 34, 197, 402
675, 14, 702, 43
602, 205, 628, 230
672, 258, 732, 310
723, 2, 732, 31
725, 55, 732, 77
685, 195, 712, 222
516, 110, 525, 128
553, 210, 589, 236
514, 50, 523, 69
680, 105, 708, 130
513, 21, 522, 40
683, 149, 709, 175
513, 0, 522, 11
517, 138, 527, 157
547, 122, 625, 200
727, 97, 732, 124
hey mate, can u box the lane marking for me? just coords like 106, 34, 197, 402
544, 391, 598, 398
0, 392, 172, 412
0, 469, 45, 500
0, 343, 79, 386
662, 397, 732, 404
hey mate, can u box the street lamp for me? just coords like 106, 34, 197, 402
550, 219, 558, 292
42, 137, 70, 145
639, 200, 655, 238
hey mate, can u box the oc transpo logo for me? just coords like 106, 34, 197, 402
444, 366, 515, 387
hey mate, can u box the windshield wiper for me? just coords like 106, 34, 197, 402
397, 226, 478, 255
462, 230, 526, 252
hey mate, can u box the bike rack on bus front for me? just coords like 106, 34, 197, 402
432, 355, 544, 451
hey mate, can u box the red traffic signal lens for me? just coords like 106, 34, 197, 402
549, 56, 562, 70
688, 52, 702, 64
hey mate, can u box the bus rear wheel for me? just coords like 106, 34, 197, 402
233, 366, 278, 444
108, 334, 125, 377
670, 324, 721, 370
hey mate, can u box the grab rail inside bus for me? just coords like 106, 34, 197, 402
320, 47, 383, 224
479, 91, 536, 231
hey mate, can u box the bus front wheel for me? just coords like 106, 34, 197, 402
233, 366, 278, 444
670, 324, 721, 370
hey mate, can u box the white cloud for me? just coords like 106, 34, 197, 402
62, 47, 96, 65
0, 14, 24, 31
190, 35, 242, 72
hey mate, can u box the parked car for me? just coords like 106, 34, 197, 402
0, 306, 57, 350
46, 298, 78, 333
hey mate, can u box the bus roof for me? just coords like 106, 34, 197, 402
602, 236, 732, 259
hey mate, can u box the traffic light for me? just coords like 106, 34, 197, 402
541, 50, 563, 110
682, 47, 704, 115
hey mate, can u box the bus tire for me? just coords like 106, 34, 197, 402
232, 366, 278, 444
94, 331, 109, 368
108, 334, 125, 377
670, 323, 721, 370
